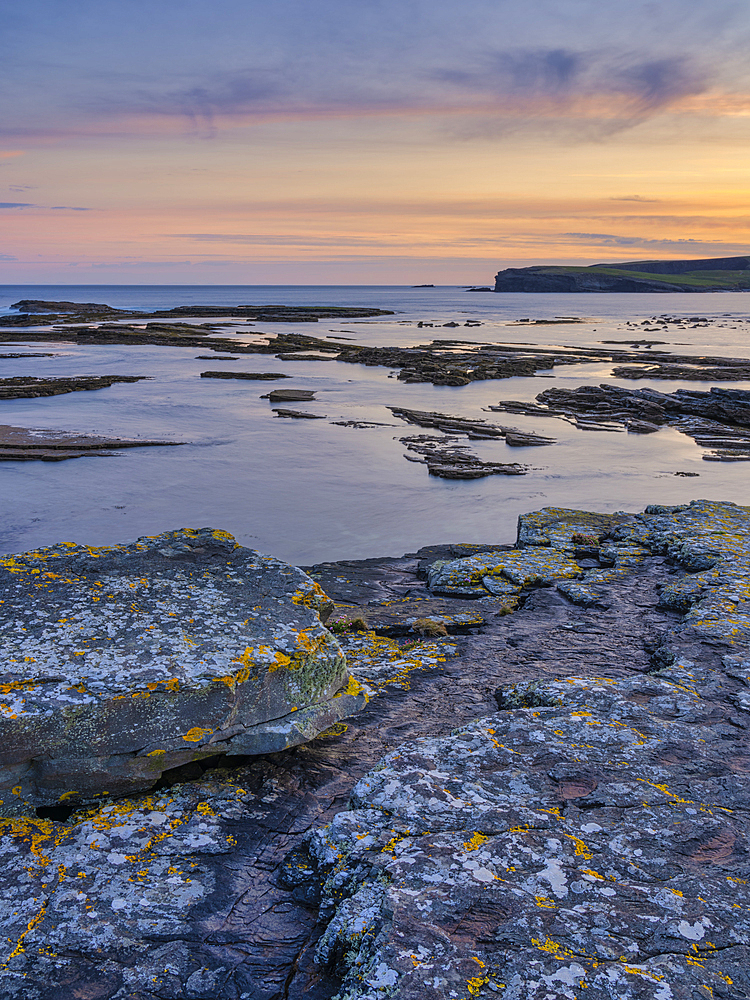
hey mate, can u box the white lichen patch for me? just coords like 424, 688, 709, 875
0, 785, 234, 976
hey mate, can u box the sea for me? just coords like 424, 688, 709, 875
1, 284, 749, 565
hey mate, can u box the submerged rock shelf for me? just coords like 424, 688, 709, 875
0, 501, 749, 999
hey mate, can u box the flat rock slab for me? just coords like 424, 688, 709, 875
0, 375, 149, 400
311, 671, 750, 1000
0, 528, 366, 814
262, 388, 317, 402
200, 371, 290, 380
0, 424, 184, 462
273, 408, 326, 419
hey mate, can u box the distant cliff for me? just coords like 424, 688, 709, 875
494, 255, 750, 292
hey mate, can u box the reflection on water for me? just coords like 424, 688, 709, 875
1, 285, 749, 562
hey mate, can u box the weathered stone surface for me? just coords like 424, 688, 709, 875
303, 500, 750, 1000
309, 673, 750, 999
426, 536, 600, 599
400, 435, 530, 479
0, 528, 366, 815
327, 600, 486, 638
2, 502, 750, 1000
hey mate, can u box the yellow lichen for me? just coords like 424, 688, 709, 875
182, 727, 213, 743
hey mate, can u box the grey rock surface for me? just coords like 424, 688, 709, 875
489, 385, 750, 460
0, 528, 366, 814
1, 501, 749, 1000
306, 500, 750, 1000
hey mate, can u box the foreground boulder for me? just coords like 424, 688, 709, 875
0, 528, 366, 815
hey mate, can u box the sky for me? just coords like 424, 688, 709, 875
1, 0, 750, 284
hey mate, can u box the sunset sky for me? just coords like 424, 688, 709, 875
2, 0, 750, 284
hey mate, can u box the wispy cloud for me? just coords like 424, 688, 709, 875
561, 232, 750, 255
564, 232, 723, 246
2, 0, 747, 140
610, 196, 660, 203
0, 202, 33, 208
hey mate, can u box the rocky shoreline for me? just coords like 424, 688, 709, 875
1, 500, 749, 999
3, 299, 750, 473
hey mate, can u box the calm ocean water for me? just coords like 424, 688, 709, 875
1, 284, 749, 563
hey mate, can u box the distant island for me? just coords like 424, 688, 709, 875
494, 254, 750, 292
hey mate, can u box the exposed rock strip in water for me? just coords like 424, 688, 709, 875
390, 406, 556, 446
2, 302, 393, 327
613, 362, 750, 381
335, 339, 750, 386
262, 388, 317, 402
0, 375, 149, 400
389, 407, 551, 478
1, 501, 749, 999
400, 435, 531, 479
200, 371, 291, 380
4, 302, 750, 384
0, 528, 366, 815
389, 407, 508, 439
274, 408, 327, 419
489, 385, 750, 460
0, 424, 184, 461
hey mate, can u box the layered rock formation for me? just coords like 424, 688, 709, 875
490, 385, 750, 460
0, 424, 184, 461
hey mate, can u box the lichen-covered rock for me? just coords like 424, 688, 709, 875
0, 786, 229, 995
427, 550, 582, 598
308, 500, 750, 1000
1, 501, 749, 999
433, 500, 750, 622
308, 670, 750, 1000
0, 528, 366, 814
